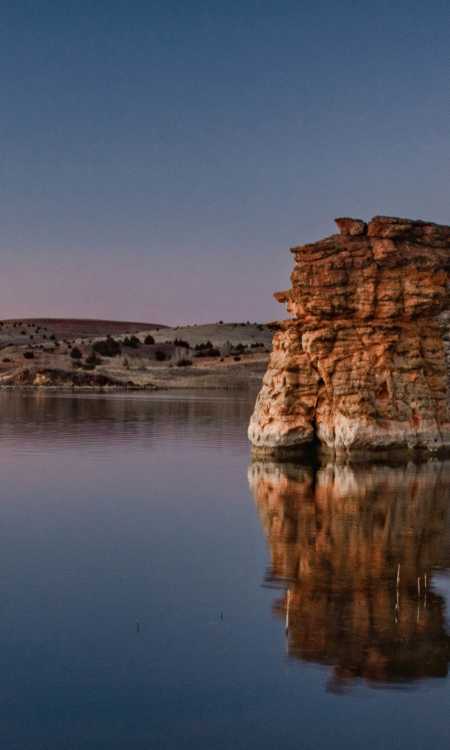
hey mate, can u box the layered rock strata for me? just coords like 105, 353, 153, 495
249, 216, 450, 455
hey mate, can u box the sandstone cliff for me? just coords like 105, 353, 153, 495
249, 216, 450, 455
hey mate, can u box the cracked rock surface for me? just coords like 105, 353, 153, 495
249, 216, 450, 455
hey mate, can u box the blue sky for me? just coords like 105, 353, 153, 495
0, 0, 448, 324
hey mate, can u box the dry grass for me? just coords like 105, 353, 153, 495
0, 319, 272, 390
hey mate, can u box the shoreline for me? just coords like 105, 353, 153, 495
0, 320, 272, 393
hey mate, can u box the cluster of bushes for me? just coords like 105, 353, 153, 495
144, 334, 155, 345
122, 335, 141, 349
68, 346, 103, 371
194, 348, 221, 358
70, 347, 82, 360
173, 338, 190, 349
192, 340, 220, 358
176, 358, 192, 367
194, 341, 213, 350
86, 352, 101, 366
92, 337, 121, 357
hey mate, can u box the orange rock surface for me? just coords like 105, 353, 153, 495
248, 459, 450, 688
249, 216, 450, 455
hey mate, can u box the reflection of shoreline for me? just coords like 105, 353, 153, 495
0, 390, 255, 448
249, 460, 450, 691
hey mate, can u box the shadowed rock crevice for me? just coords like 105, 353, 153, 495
249, 216, 450, 456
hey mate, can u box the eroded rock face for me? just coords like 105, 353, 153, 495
249, 216, 450, 455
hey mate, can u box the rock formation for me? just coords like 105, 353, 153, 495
249, 216, 450, 456
248, 459, 450, 689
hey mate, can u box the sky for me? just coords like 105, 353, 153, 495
0, 0, 448, 325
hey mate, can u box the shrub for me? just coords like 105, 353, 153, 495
195, 348, 220, 358
144, 334, 155, 345
174, 338, 190, 349
155, 350, 166, 362
93, 337, 121, 357
233, 355, 241, 361
195, 341, 213, 351
23, 351, 34, 359
70, 347, 82, 360
2, 357, 11, 363
123, 335, 141, 349
176, 358, 192, 367
85, 352, 101, 367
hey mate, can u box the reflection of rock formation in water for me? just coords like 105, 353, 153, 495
249, 460, 450, 690
248, 216, 450, 455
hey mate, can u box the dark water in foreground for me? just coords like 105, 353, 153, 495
0, 391, 449, 750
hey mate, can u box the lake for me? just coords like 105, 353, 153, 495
0, 391, 449, 750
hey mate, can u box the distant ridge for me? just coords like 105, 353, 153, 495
1, 318, 168, 337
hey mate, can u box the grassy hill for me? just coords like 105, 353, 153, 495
1, 318, 167, 338
0, 319, 273, 390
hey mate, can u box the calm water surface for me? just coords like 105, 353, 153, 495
0, 391, 449, 749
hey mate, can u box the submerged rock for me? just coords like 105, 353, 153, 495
249, 216, 450, 456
